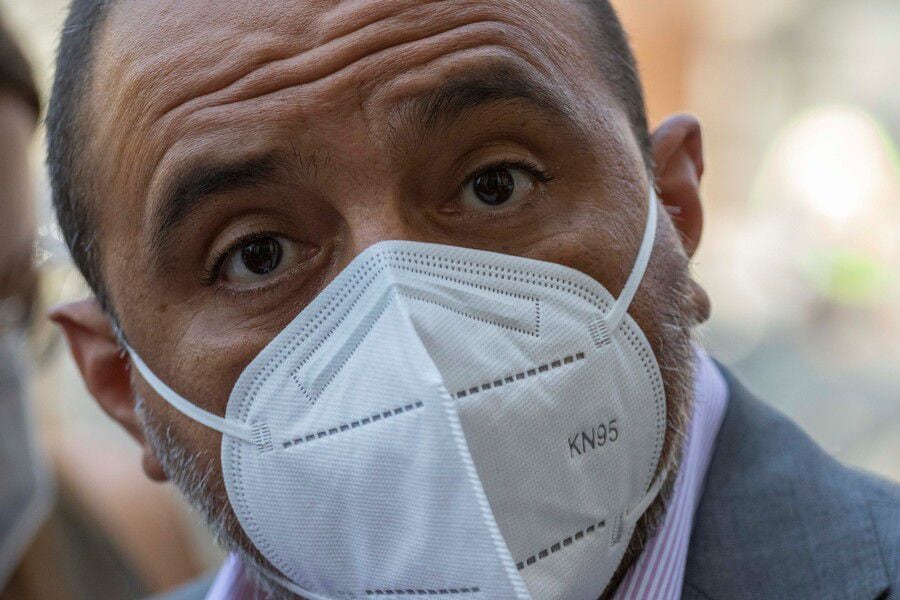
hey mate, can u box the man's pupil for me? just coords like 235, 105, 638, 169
473, 168, 515, 205
241, 238, 282, 275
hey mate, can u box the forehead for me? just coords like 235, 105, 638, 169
86, 0, 614, 230
91, 0, 601, 140
98, 0, 594, 79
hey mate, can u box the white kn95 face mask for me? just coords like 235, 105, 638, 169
128, 187, 668, 600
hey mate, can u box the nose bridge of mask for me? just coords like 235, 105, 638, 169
125, 187, 659, 446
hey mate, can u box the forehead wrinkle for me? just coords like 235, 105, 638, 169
423, 66, 577, 132
100, 0, 589, 165
95, 0, 600, 245
134, 22, 546, 194
91, 22, 301, 214
166, 26, 553, 149
147, 2, 555, 129
379, 60, 589, 161
141, 2, 428, 123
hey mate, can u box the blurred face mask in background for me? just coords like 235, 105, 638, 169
128, 187, 667, 600
0, 330, 53, 589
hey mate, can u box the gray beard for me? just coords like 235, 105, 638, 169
135, 395, 296, 600
134, 274, 697, 600
599, 263, 698, 599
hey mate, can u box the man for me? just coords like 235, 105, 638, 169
45, 1, 898, 599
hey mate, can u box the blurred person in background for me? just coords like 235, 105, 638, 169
0, 15, 166, 600
43, 1, 899, 599
0, 11, 39, 328
0, 13, 52, 595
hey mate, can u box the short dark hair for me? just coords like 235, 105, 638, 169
46, 0, 651, 311
581, 1, 653, 168
0, 16, 40, 120
46, 0, 113, 311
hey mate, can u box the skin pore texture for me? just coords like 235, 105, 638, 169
51, 1, 711, 598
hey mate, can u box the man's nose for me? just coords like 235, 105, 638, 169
342, 203, 430, 261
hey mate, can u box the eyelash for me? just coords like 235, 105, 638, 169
457, 159, 555, 197
202, 160, 554, 287
201, 229, 282, 286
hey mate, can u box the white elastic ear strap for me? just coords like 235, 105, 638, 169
604, 187, 659, 331
126, 346, 254, 443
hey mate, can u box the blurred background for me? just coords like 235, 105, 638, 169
0, 0, 897, 597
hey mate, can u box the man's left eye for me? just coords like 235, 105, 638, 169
459, 166, 536, 209
222, 236, 298, 284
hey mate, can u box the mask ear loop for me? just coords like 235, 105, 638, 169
126, 345, 255, 443
604, 187, 659, 332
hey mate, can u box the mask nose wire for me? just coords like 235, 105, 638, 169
604, 187, 659, 333
126, 345, 255, 443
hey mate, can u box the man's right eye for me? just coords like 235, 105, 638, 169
221, 235, 298, 284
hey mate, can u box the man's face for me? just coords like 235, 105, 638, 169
81, 0, 700, 591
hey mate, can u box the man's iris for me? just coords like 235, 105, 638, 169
241, 238, 283, 275
472, 168, 516, 206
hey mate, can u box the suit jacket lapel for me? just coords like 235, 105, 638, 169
681, 366, 890, 600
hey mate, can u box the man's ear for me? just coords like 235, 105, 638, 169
651, 114, 705, 258
651, 114, 711, 323
49, 299, 168, 482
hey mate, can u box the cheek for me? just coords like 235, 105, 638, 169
627, 222, 697, 437
515, 199, 639, 297
516, 197, 694, 361
639, 216, 693, 316
153, 299, 290, 419
137, 378, 223, 467
136, 371, 264, 558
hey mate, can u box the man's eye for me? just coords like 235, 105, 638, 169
222, 236, 296, 284
459, 166, 536, 209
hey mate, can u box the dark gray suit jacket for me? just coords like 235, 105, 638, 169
681, 367, 899, 599
155, 366, 900, 600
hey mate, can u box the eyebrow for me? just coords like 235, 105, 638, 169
149, 151, 290, 260
147, 64, 584, 261
389, 63, 589, 151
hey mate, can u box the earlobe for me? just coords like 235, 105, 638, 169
650, 114, 705, 258
49, 299, 169, 482
142, 443, 169, 482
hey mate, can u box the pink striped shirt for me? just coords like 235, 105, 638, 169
207, 348, 728, 600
